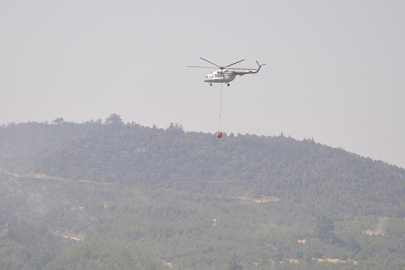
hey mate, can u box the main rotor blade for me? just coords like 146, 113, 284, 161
200, 57, 221, 68
225, 59, 245, 68
187, 66, 217, 69
225, 67, 253, 70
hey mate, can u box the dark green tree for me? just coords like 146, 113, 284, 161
314, 214, 335, 242
52, 118, 64, 124
228, 261, 243, 270
105, 113, 124, 126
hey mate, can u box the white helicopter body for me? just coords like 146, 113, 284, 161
188, 58, 265, 86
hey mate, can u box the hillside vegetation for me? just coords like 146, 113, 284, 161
1, 114, 405, 269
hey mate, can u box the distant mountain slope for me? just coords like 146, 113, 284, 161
2, 116, 405, 269
1, 116, 405, 218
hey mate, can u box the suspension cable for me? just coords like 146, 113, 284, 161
220, 83, 222, 119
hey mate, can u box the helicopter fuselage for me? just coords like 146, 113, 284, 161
204, 70, 236, 83
188, 57, 265, 86
203, 65, 264, 84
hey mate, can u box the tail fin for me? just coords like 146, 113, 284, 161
255, 61, 266, 73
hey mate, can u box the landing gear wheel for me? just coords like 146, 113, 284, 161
210, 83, 212, 86
227, 83, 230, 87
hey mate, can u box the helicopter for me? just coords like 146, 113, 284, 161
187, 57, 265, 86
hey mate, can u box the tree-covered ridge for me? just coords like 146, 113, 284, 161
2, 172, 405, 270
1, 115, 405, 269
1, 116, 404, 218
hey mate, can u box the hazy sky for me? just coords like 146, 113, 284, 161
1, 1, 404, 168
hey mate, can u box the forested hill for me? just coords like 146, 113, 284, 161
1, 114, 404, 218
2, 114, 405, 269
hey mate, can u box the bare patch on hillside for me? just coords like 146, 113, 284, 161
297, 239, 306, 244
0, 168, 114, 186
53, 229, 85, 241
162, 260, 174, 268
238, 195, 279, 203
317, 258, 357, 264
363, 230, 385, 236
362, 217, 387, 236
254, 196, 279, 203
28, 173, 59, 179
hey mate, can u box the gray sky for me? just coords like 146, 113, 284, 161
1, 1, 404, 168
